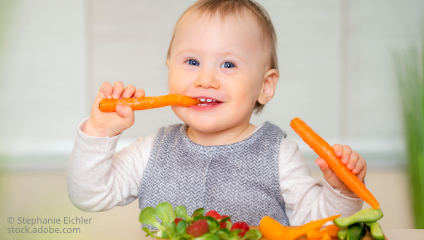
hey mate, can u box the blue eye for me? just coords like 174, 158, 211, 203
186, 59, 199, 66
220, 62, 235, 68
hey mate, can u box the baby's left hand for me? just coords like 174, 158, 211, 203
315, 144, 367, 198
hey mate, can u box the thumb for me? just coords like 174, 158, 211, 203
116, 105, 135, 126
315, 158, 334, 181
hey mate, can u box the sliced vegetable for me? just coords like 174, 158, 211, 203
259, 215, 340, 240
259, 216, 288, 240
333, 208, 383, 228
324, 224, 339, 238
306, 225, 339, 239
290, 118, 380, 209
288, 215, 340, 240
321, 232, 332, 240
365, 222, 385, 240
337, 228, 347, 240
99, 94, 201, 112
306, 229, 323, 239
347, 223, 366, 240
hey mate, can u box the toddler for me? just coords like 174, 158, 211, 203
67, 0, 365, 227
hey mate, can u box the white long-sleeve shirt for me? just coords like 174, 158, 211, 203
67, 118, 363, 226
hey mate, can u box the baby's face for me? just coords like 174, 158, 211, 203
167, 12, 271, 132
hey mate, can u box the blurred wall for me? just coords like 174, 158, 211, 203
0, 0, 86, 169
1, 0, 423, 169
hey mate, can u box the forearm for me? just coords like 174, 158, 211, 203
66, 118, 142, 211
288, 180, 363, 225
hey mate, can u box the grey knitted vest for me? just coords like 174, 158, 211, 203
138, 122, 289, 227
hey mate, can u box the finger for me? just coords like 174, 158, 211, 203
122, 84, 136, 98
341, 145, 352, 164
116, 105, 135, 126
112, 81, 124, 99
356, 159, 367, 182
332, 144, 343, 158
92, 83, 112, 112
315, 158, 333, 180
346, 150, 359, 171
100, 82, 113, 99
352, 154, 365, 174
133, 88, 145, 98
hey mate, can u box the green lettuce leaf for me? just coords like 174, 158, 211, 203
139, 207, 163, 230
156, 202, 177, 224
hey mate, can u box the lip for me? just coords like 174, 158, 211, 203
189, 102, 223, 111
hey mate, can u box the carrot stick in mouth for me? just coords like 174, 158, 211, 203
99, 94, 201, 112
290, 117, 380, 209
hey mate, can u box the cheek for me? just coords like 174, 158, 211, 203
226, 77, 262, 103
168, 65, 186, 93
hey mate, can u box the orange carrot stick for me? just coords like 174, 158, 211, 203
99, 94, 201, 112
323, 224, 339, 238
259, 216, 289, 240
286, 214, 341, 240
259, 215, 340, 240
307, 229, 324, 239
290, 117, 380, 209
320, 233, 332, 240
306, 225, 340, 239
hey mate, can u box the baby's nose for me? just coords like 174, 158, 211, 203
194, 70, 220, 89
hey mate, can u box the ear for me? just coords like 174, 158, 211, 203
166, 59, 170, 68
257, 69, 279, 104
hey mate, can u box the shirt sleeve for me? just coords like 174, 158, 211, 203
278, 138, 363, 226
66, 118, 156, 212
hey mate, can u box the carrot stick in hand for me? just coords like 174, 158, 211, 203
99, 94, 201, 112
290, 117, 380, 209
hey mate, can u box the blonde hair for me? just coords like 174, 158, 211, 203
167, 0, 278, 114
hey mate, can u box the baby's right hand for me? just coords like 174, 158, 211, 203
83, 81, 145, 137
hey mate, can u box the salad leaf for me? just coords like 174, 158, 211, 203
142, 227, 157, 238
220, 216, 231, 222
205, 216, 221, 234
156, 202, 177, 224
229, 229, 242, 239
194, 233, 219, 240
176, 220, 188, 235
225, 221, 232, 230
193, 208, 205, 216
240, 230, 262, 240
194, 215, 206, 222
218, 216, 232, 230
162, 222, 177, 240
139, 207, 163, 230
216, 229, 231, 240
175, 205, 191, 220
